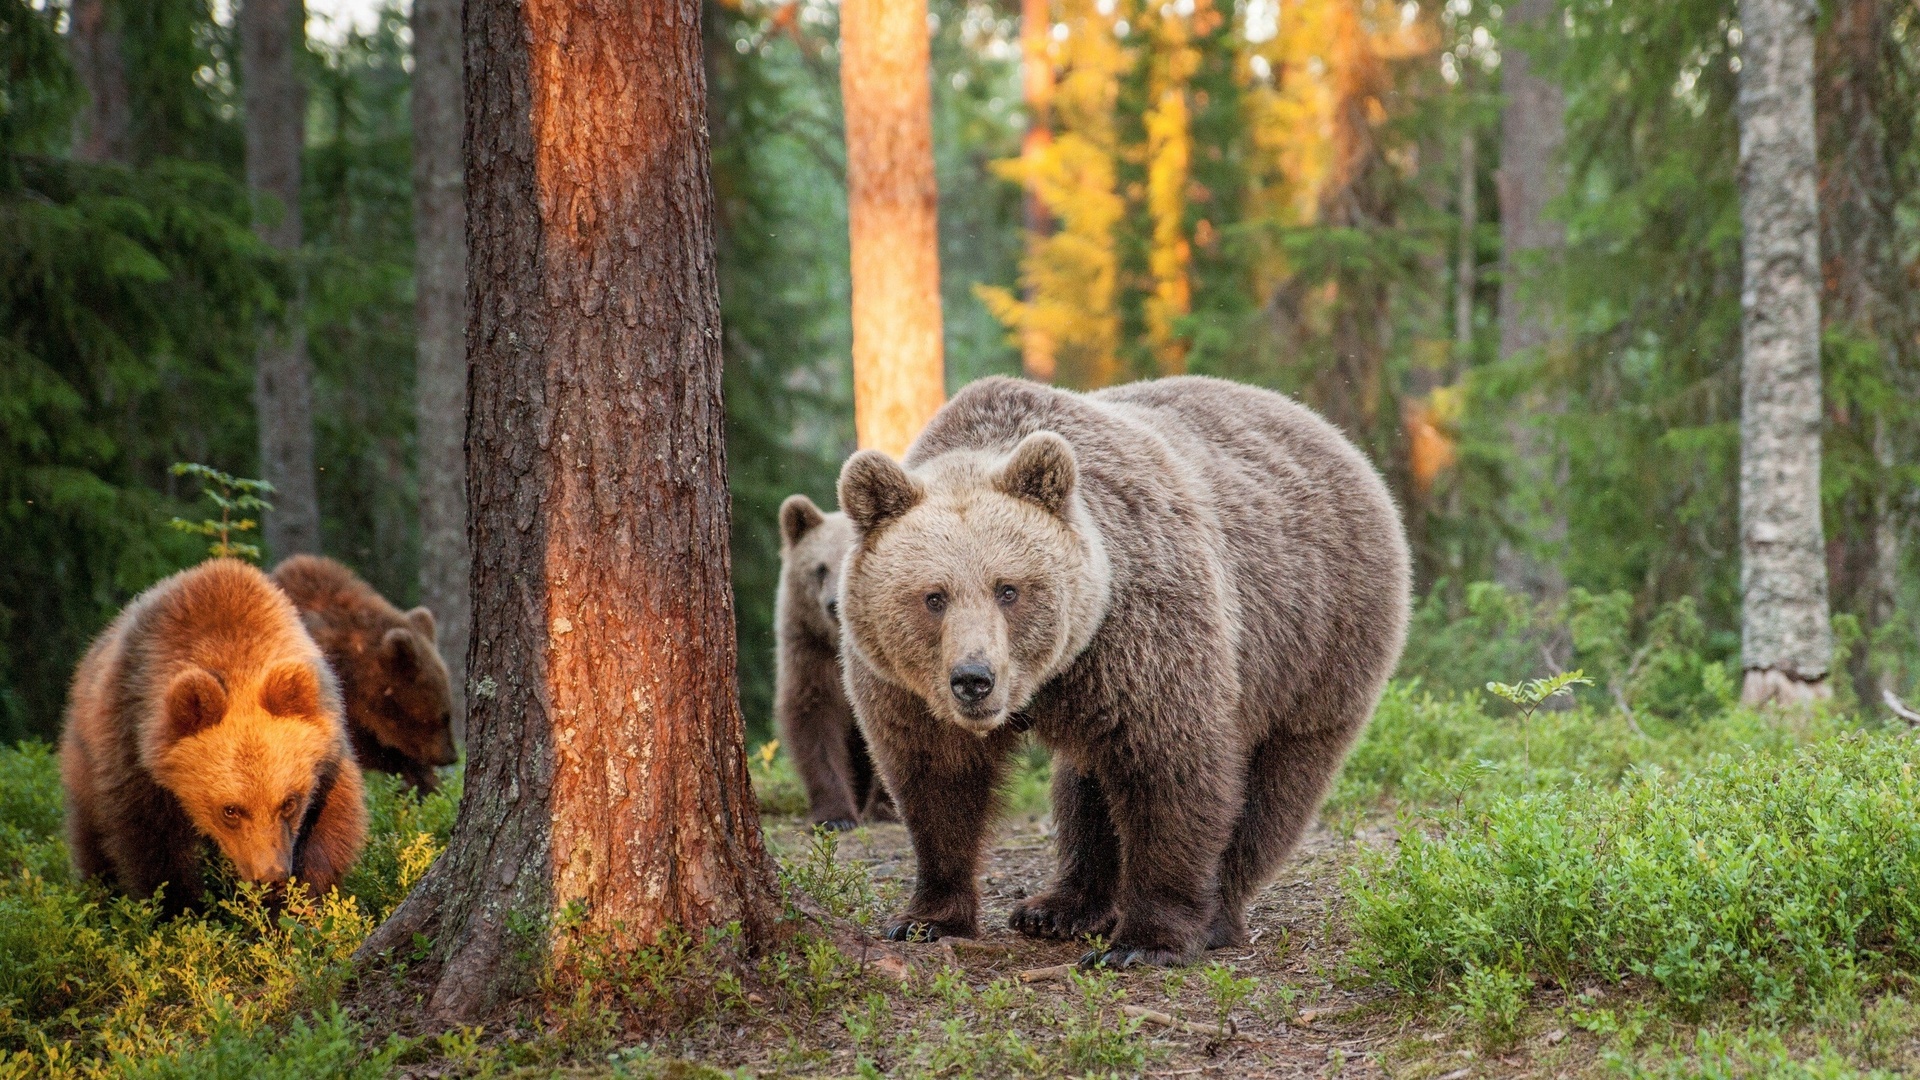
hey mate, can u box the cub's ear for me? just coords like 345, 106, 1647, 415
382, 627, 422, 678
405, 606, 437, 641
838, 451, 924, 537
779, 494, 826, 550
260, 661, 325, 720
162, 667, 227, 742
996, 432, 1077, 517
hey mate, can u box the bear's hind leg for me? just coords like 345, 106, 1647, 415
1009, 758, 1119, 941
1211, 723, 1359, 948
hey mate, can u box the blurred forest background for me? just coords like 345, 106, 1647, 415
2, 0, 1915, 745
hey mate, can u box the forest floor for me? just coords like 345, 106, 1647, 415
578, 809, 1631, 1080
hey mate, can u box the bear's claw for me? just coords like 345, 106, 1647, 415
1079, 945, 1189, 969
1009, 894, 1117, 940
814, 818, 858, 833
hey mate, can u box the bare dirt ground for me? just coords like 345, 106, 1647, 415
631, 810, 1555, 1079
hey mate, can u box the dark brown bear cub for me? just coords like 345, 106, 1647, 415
837, 376, 1411, 966
776, 494, 894, 829
271, 555, 456, 792
60, 558, 369, 908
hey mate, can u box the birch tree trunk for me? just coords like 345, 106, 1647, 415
68, 0, 132, 164
1019, 0, 1056, 383
358, 0, 779, 1020
1491, 0, 1566, 601
841, 0, 946, 458
241, 0, 321, 558
1736, 0, 1832, 704
411, 0, 469, 733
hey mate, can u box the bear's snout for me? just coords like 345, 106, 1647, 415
949, 662, 996, 706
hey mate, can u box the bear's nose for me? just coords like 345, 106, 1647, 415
950, 662, 995, 705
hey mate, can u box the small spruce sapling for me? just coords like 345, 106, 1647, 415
168, 462, 274, 561
1484, 670, 1592, 781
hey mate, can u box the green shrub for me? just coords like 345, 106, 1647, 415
1349, 734, 1920, 1017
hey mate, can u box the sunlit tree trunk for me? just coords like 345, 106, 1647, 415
411, 0, 469, 733
1143, 5, 1197, 376
840, 0, 945, 458
1019, 0, 1056, 382
358, 0, 780, 1019
1736, 0, 1832, 704
241, 0, 321, 558
68, 0, 132, 164
1491, 0, 1566, 602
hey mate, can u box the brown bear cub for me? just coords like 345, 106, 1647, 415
776, 495, 894, 829
837, 376, 1411, 967
271, 555, 456, 792
60, 558, 369, 908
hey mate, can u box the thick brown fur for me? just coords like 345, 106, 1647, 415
60, 558, 369, 909
270, 555, 455, 792
837, 376, 1411, 966
775, 495, 895, 829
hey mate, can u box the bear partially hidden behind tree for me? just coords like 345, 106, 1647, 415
271, 555, 457, 792
836, 375, 1411, 966
776, 495, 895, 828
60, 559, 369, 909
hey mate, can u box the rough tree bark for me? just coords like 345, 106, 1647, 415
1736, 0, 1832, 704
1491, 0, 1567, 601
357, 0, 780, 1020
241, 0, 321, 558
411, 0, 469, 733
1019, 0, 1056, 383
840, 0, 946, 458
68, 0, 132, 164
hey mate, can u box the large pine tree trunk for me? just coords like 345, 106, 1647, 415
1491, 0, 1567, 601
1736, 0, 1832, 704
68, 0, 132, 164
840, 0, 946, 458
358, 0, 779, 1020
241, 0, 321, 558
1018, 0, 1056, 383
411, 0, 469, 733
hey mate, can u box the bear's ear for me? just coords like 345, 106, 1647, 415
382, 628, 422, 678
260, 661, 325, 721
838, 451, 924, 537
995, 432, 1077, 517
779, 494, 826, 550
162, 667, 227, 742
404, 606, 437, 641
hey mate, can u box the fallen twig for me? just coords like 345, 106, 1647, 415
1017, 963, 1075, 984
1121, 1005, 1239, 1040
1885, 688, 1920, 727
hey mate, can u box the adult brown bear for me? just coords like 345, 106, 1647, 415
60, 558, 368, 908
836, 376, 1409, 966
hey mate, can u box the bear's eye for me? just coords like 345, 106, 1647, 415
222, 805, 243, 824
996, 584, 1019, 607
814, 564, 829, 583
280, 794, 303, 819
924, 591, 948, 615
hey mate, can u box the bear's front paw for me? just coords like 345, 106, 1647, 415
883, 916, 976, 943
1009, 891, 1117, 941
1077, 943, 1193, 969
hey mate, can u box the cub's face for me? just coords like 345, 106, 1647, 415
366, 609, 456, 768
147, 662, 340, 886
838, 433, 1109, 736
778, 496, 855, 642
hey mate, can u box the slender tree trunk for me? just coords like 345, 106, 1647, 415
1491, 0, 1566, 601
411, 0, 469, 734
840, 0, 946, 458
358, 0, 779, 1020
1736, 0, 1832, 704
1019, 0, 1056, 382
241, 0, 321, 558
68, 0, 132, 164
1454, 129, 1476, 357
